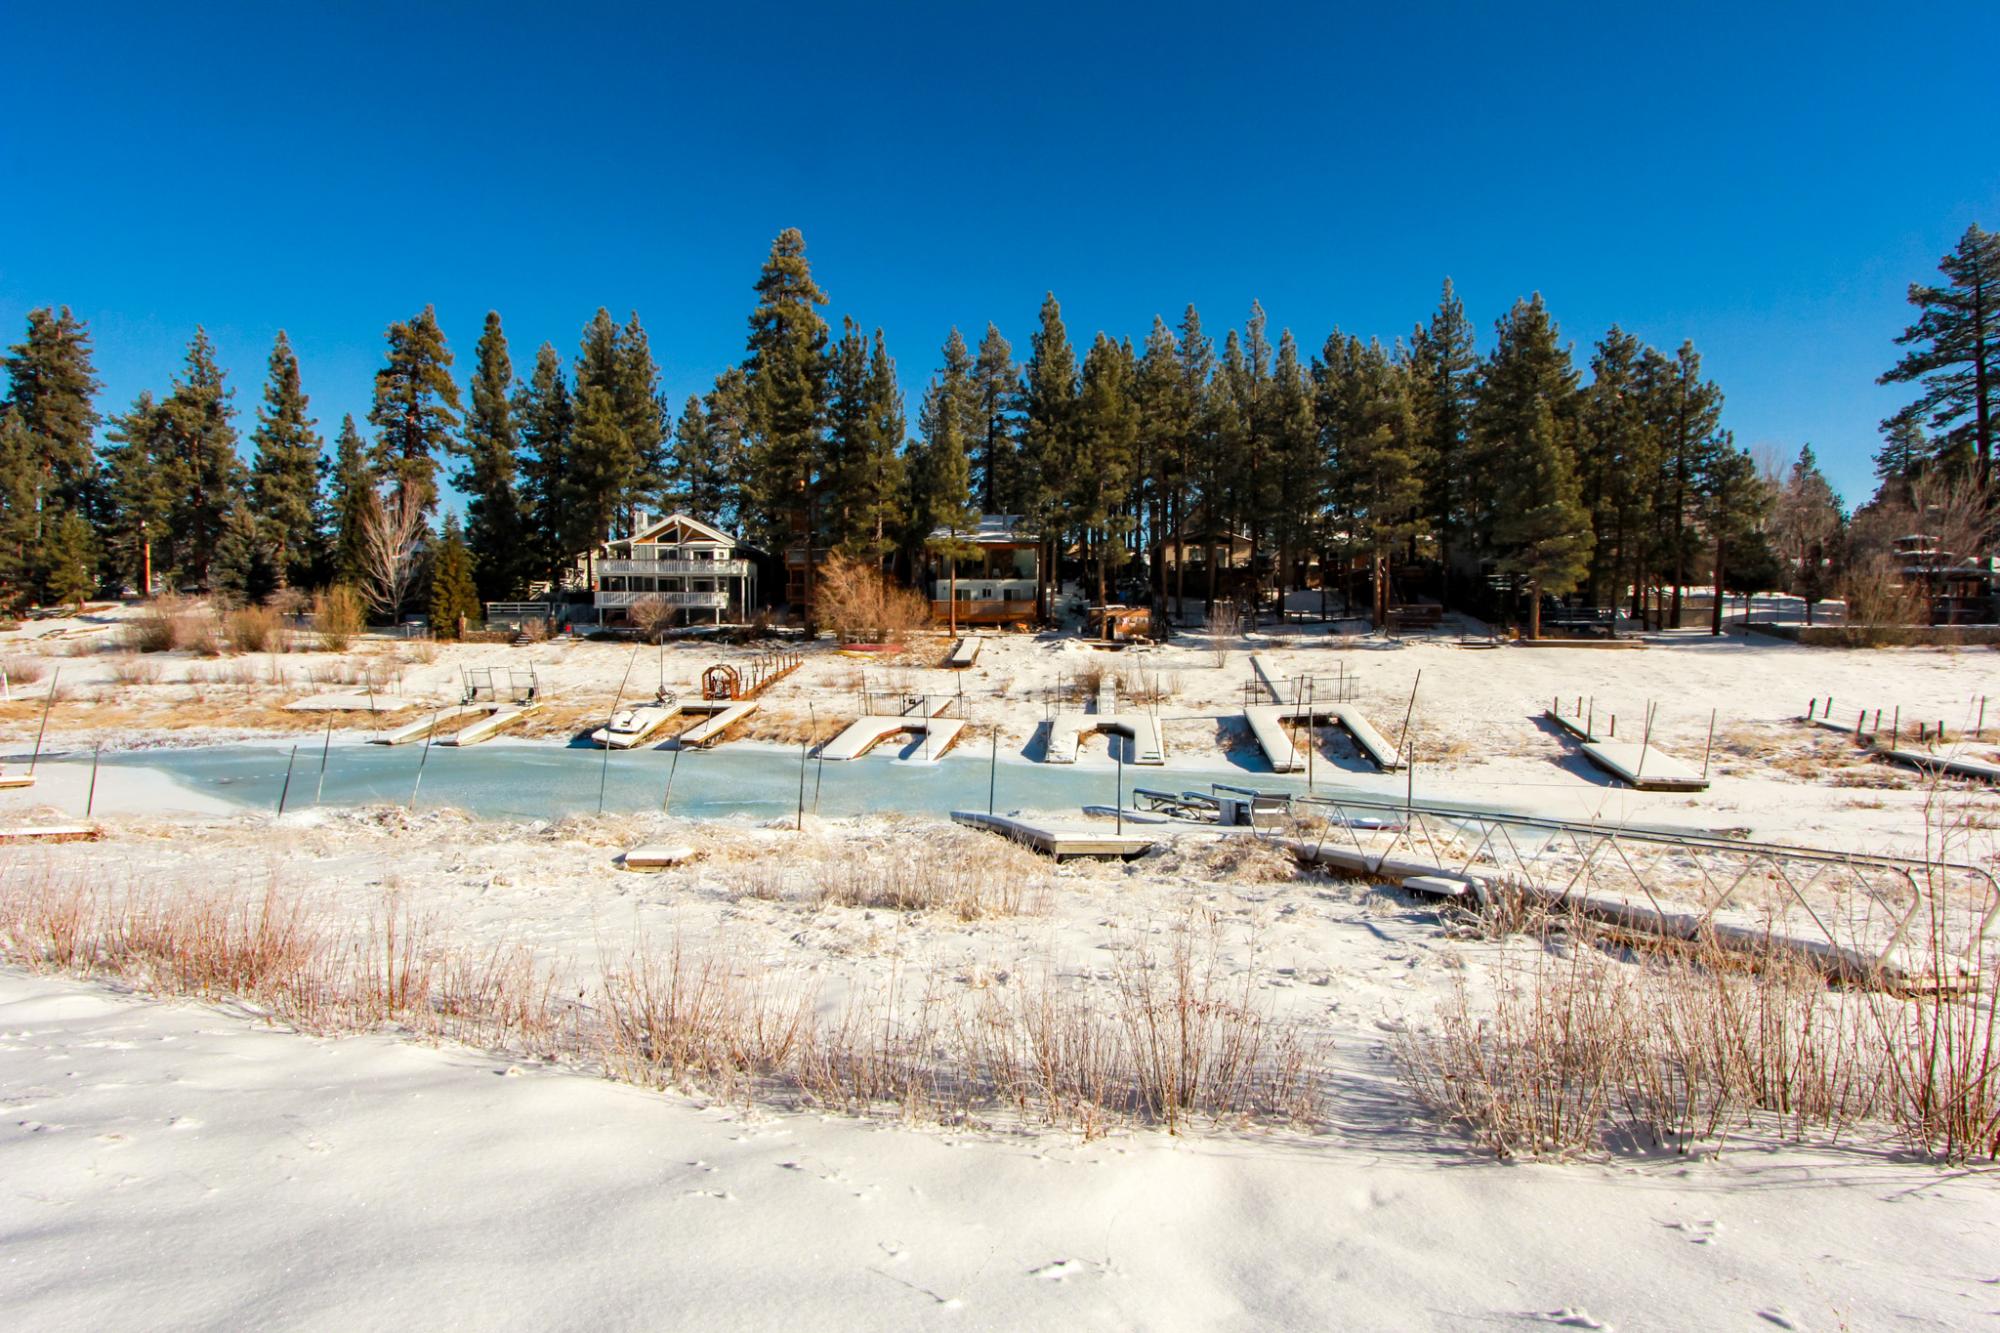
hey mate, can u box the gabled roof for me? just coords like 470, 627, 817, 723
628, 512, 735, 546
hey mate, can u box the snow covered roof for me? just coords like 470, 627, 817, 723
625, 512, 735, 546
929, 513, 1036, 544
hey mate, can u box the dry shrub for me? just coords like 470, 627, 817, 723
314, 586, 366, 652
126, 596, 223, 654
1396, 912, 1998, 1163
407, 636, 441, 666
226, 605, 288, 653
1840, 554, 1925, 639
723, 833, 1045, 919
0, 868, 1328, 1140
107, 654, 164, 686
815, 551, 929, 642
1, 655, 47, 685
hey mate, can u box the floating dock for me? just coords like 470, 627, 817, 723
0, 773, 35, 790
620, 843, 697, 870
950, 809, 1156, 860
590, 701, 685, 749
371, 705, 486, 746
1878, 747, 2000, 784
1244, 654, 1401, 773
1544, 707, 1707, 791
1044, 711, 1165, 764
945, 637, 981, 668
674, 700, 758, 748
441, 703, 540, 747
820, 695, 964, 761
0, 823, 100, 843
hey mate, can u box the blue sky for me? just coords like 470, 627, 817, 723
4, 2, 1995, 507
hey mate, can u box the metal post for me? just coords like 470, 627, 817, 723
1399, 671, 1422, 758
661, 743, 683, 815
410, 710, 439, 809
86, 743, 101, 817
811, 703, 824, 814
29, 667, 58, 774
796, 736, 808, 831
316, 716, 333, 804
1702, 708, 1716, 780
277, 745, 299, 815
988, 723, 999, 816
1637, 703, 1655, 783
1116, 743, 1124, 835
598, 644, 640, 816
1892, 706, 1900, 748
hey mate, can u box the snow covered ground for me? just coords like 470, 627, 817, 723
5, 970, 1995, 1331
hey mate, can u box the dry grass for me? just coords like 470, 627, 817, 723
313, 586, 366, 652
106, 654, 165, 686
1, 655, 48, 685
1396, 908, 1999, 1163
226, 605, 290, 653
719, 831, 1048, 920
0, 870, 1330, 1139
127, 597, 225, 656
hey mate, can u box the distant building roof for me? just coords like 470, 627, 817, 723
929, 513, 1036, 544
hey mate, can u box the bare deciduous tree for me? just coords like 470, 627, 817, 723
628, 594, 670, 641
360, 486, 429, 623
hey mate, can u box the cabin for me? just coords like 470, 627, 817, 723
593, 512, 761, 626
929, 514, 1041, 625
1892, 533, 1997, 625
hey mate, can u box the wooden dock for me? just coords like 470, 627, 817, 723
620, 843, 697, 870
1243, 704, 1402, 773
1878, 747, 2000, 783
1544, 708, 1707, 791
0, 773, 36, 790
821, 695, 962, 760
950, 810, 1156, 860
441, 703, 540, 747
674, 700, 758, 748
371, 705, 486, 746
945, 637, 981, 669
0, 823, 100, 843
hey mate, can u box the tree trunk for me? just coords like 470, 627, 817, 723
1527, 578, 1542, 640
1710, 537, 1726, 636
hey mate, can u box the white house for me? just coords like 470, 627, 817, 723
592, 512, 759, 625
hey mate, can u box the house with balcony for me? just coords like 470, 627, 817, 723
929, 513, 1041, 626
592, 512, 761, 626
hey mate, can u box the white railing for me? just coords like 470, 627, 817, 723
595, 589, 729, 609
931, 579, 1038, 601
599, 558, 751, 577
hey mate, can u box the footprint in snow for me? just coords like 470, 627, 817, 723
1530, 1310, 1613, 1331
1757, 1310, 1804, 1330
1667, 1218, 1721, 1245
683, 1189, 736, 1202
1031, 1260, 1085, 1282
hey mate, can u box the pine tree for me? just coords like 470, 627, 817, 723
1072, 333, 1140, 604
100, 391, 172, 595
1133, 318, 1185, 608
368, 305, 460, 512
210, 498, 276, 605
970, 324, 1020, 512
1019, 293, 1079, 619
1880, 223, 2000, 483
329, 414, 377, 587
2, 306, 102, 525
456, 312, 526, 603
1169, 306, 1213, 615
1268, 330, 1320, 601
249, 332, 323, 588
861, 330, 907, 558
39, 507, 97, 608
1637, 341, 1727, 625
825, 317, 877, 555
665, 394, 709, 515
617, 313, 668, 530
1232, 302, 1279, 600
702, 368, 753, 531
741, 228, 831, 609
0, 410, 37, 609
157, 329, 246, 589
515, 344, 574, 589
914, 341, 980, 633
1492, 397, 1592, 638
1701, 439, 1774, 634
1576, 327, 1656, 608
1874, 407, 1932, 485
428, 512, 481, 637
1772, 444, 1842, 623
1407, 280, 1480, 602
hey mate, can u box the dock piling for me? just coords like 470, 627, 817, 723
276, 745, 298, 815
86, 743, 101, 817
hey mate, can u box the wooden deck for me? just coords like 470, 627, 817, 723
371, 705, 486, 746
950, 810, 1156, 860
1044, 712, 1165, 764
1544, 708, 1708, 791
0, 823, 100, 843
590, 702, 685, 749
675, 700, 759, 748
945, 637, 981, 668
441, 703, 540, 747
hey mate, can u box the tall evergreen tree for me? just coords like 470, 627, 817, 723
1492, 397, 1592, 638
0, 410, 38, 608
210, 498, 276, 605
368, 305, 460, 512
157, 329, 246, 589
1880, 223, 2000, 483
913, 339, 980, 632
1072, 333, 1140, 604
455, 312, 526, 602
40, 508, 97, 608
1133, 318, 1185, 607
1407, 280, 1480, 601
616, 312, 669, 530
741, 228, 831, 608
2, 306, 102, 526
970, 324, 1020, 512
1268, 330, 1320, 599
1700, 439, 1773, 635
329, 414, 377, 588
428, 511, 481, 637
249, 332, 323, 588
1575, 326, 1656, 608
826, 324, 905, 561
1772, 444, 1843, 623
515, 344, 574, 589
702, 367, 753, 532
1019, 293, 1079, 617
100, 391, 172, 595
1638, 341, 1727, 625
1169, 306, 1213, 614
